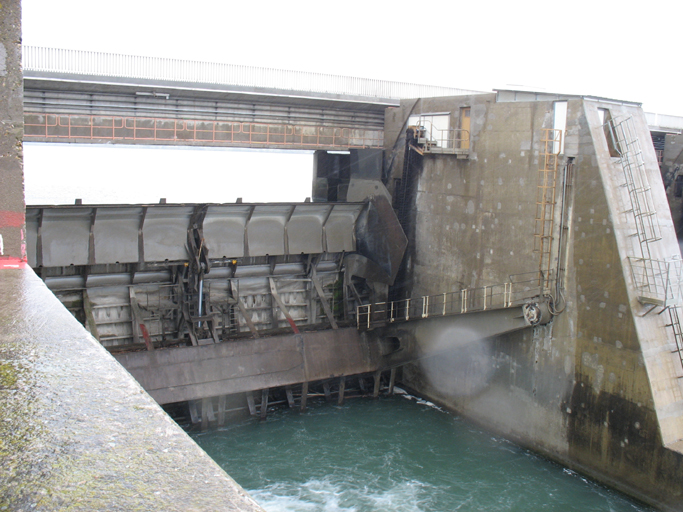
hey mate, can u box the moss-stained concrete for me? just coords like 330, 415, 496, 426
0, 268, 264, 511
385, 93, 683, 510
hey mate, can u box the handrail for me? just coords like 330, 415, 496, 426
356, 275, 544, 330
412, 117, 470, 152
23, 46, 483, 101
629, 256, 683, 307
24, 112, 384, 149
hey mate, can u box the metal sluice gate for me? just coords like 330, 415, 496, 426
25, 198, 406, 351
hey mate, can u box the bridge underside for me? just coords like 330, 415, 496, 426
24, 77, 385, 150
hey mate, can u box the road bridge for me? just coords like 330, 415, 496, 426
22, 46, 479, 150
23, 47, 683, 152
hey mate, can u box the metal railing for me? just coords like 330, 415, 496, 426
412, 118, 470, 154
666, 306, 683, 375
629, 257, 683, 307
24, 113, 383, 148
23, 46, 482, 101
356, 273, 544, 330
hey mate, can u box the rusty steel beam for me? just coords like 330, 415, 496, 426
24, 113, 383, 150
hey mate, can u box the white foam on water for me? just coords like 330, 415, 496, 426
393, 387, 444, 413
250, 479, 357, 512
365, 479, 433, 512
249, 476, 436, 512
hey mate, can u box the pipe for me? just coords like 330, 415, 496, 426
198, 274, 204, 329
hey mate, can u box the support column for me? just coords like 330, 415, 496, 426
300, 382, 309, 412
373, 370, 382, 398
201, 397, 215, 430
285, 385, 295, 408
338, 376, 346, 405
260, 389, 269, 420
246, 392, 257, 416
188, 400, 200, 424
0, 1, 25, 266
388, 368, 397, 395
217, 395, 226, 426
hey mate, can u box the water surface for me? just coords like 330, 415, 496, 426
192, 391, 651, 512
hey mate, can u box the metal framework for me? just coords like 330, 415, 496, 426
606, 116, 683, 373
24, 113, 384, 149
356, 273, 543, 330
607, 115, 661, 258
411, 117, 470, 156
628, 257, 683, 307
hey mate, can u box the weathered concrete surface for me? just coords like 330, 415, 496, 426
0, 0, 25, 262
0, 267, 264, 511
114, 328, 385, 405
385, 94, 683, 510
114, 306, 530, 406
369, 305, 529, 369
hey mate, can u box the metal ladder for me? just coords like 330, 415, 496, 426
608, 116, 661, 259
534, 129, 562, 293
667, 306, 683, 377
609, 116, 683, 371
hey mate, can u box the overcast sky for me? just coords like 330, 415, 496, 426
19, 0, 683, 204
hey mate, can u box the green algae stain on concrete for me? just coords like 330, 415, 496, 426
0, 361, 19, 389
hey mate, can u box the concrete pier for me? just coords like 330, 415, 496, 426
381, 92, 683, 510
0, 267, 264, 511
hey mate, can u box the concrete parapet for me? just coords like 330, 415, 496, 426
0, 267, 264, 511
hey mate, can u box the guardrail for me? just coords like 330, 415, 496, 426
629, 257, 683, 307
413, 118, 470, 154
24, 113, 384, 148
356, 273, 544, 330
23, 46, 482, 101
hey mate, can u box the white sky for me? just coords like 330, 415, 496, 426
23, 144, 313, 205
19, 0, 683, 204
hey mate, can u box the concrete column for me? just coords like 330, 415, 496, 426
0, 0, 25, 264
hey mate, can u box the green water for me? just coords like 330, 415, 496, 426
191, 391, 651, 512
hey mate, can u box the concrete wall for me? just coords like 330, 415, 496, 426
384, 94, 683, 510
114, 328, 386, 405
0, 267, 265, 510
0, 0, 25, 262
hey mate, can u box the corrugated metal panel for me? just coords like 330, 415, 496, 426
23, 46, 482, 101
26, 202, 366, 266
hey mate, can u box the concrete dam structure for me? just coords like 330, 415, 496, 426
379, 92, 683, 510
21, 92, 683, 510
4, 10, 683, 509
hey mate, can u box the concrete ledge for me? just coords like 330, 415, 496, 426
0, 267, 264, 511
115, 328, 379, 405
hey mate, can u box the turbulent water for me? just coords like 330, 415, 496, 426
191, 391, 651, 512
